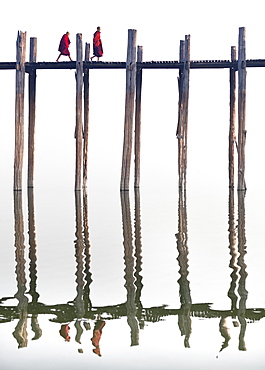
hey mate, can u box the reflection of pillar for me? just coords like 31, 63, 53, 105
176, 189, 192, 348
237, 190, 248, 351
74, 191, 85, 344
120, 191, 139, 346
219, 189, 237, 353
134, 188, 144, 328
13, 191, 28, 348
227, 189, 238, 312
83, 188, 93, 311
27, 188, 42, 340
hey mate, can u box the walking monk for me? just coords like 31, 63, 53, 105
56, 32, 73, 62
91, 27, 103, 61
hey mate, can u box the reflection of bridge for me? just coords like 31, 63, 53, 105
0, 186, 262, 352
0, 300, 264, 324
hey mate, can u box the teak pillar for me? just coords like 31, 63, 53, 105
177, 35, 190, 189
75, 33, 83, 191
120, 29, 137, 191
83, 43, 90, 188
134, 45, 143, 188
237, 27, 247, 191
14, 31, 26, 191
229, 46, 236, 189
28, 37, 37, 188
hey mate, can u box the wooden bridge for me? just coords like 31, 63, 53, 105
0, 27, 252, 191
2, 58, 265, 71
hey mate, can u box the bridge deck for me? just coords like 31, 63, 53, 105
1, 59, 265, 71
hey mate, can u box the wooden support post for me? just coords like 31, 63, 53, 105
229, 46, 236, 189
177, 40, 185, 187
14, 31, 26, 191
237, 27, 247, 191
83, 43, 90, 188
134, 45, 143, 188
75, 33, 83, 191
28, 37, 37, 188
120, 29, 137, 191
177, 35, 190, 189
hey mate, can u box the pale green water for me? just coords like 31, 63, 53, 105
0, 176, 264, 369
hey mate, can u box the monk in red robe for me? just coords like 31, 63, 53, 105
56, 32, 73, 62
91, 27, 103, 61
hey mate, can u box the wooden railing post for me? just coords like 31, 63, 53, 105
120, 29, 137, 191
28, 37, 37, 188
14, 31, 26, 191
75, 33, 83, 191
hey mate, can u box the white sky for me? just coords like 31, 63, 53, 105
1, 0, 265, 62
0, 0, 265, 191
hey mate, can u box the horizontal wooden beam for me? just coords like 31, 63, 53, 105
1, 59, 265, 72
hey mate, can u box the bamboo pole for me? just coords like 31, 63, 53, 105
237, 27, 247, 191
120, 29, 137, 191
229, 46, 236, 189
83, 43, 90, 188
134, 45, 143, 188
14, 31, 27, 191
28, 37, 37, 188
75, 33, 83, 191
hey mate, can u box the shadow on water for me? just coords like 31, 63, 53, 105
0, 187, 264, 352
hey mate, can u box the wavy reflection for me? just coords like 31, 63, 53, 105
13, 191, 28, 348
120, 190, 139, 346
134, 188, 144, 329
27, 188, 42, 341
219, 189, 248, 353
176, 188, 192, 348
73, 190, 86, 344
237, 190, 248, 351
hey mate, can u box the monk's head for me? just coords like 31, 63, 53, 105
97, 27, 101, 31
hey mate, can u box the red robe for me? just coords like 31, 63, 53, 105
91, 320, 105, 356
59, 324, 70, 341
58, 34, 71, 56
93, 31, 103, 57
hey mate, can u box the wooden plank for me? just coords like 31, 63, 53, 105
28, 37, 37, 188
134, 45, 143, 188
120, 29, 137, 191
75, 33, 83, 191
83, 43, 90, 188
14, 31, 27, 191
229, 46, 236, 188
237, 27, 247, 191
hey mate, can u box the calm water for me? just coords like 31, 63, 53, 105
0, 174, 265, 369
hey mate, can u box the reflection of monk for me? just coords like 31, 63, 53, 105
91, 317, 105, 356
59, 324, 70, 342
